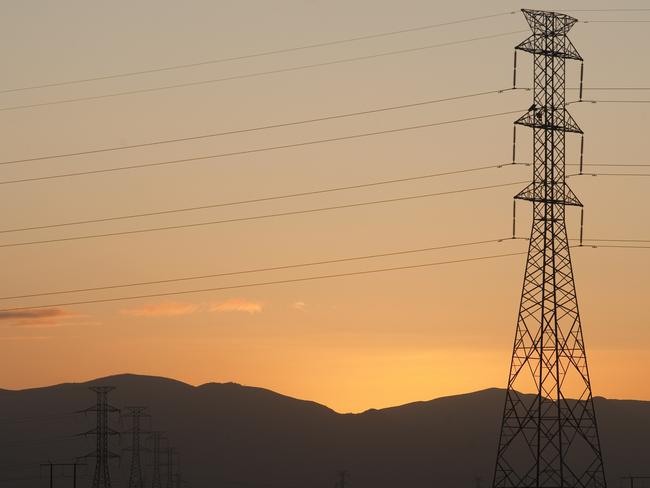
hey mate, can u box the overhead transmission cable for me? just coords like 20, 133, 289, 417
0, 88, 520, 166
0, 162, 643, 237
0, 163, 514, 234
581, 238, 650, 244
1, 88, 643, 171
559, 8, 650, 12
567, 87, 650, 90
582, 99, 650, 103
0, 242, 645, 310
0, 251, 529, 312
0, 180, 528, 249
582, 20, 650, 23
575, 172, 650, 177
0, 11, 518, 95
568, 163, 650, 168
0, 30, 527, 113
0, 109, 524, 185
0, 238, 510, 300
586, 245, 650, 249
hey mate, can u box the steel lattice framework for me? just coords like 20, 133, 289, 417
125, 407, 149, 488
80, 386, 120, 488
150, 431, 164, 488
493, 10, 606, 488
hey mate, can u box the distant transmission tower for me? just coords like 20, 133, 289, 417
80, 386, 120, 488
165, 447, 177, 488
149, 432, 165, 488
493, 9, 607, 488
336, 470, 349, 488
124, 407, 149, 488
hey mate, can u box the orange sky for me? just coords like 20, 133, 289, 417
0, 1, 648, 413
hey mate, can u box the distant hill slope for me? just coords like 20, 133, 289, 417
0, 374, 648, 488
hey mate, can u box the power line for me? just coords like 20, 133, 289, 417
559, 8, 650, 12
0, 163, 513, 234
0, 181, 527, 249
0, 88, 518, 166
0, 88, 642, 170
568, 87, 650, 91
0, 250, 528, 312
582, 20, 650, 23
585, 244, 650, 249
0, 30, 527, 113
0, 238, 508, 300
0, 88, 639, 171
0, 239, 644, 310
576, 172, 650, 177
584, 99, 650, 103
581, 238, 650, 244
570, 163, 650, 168
0, 109, 523, 185
0, 12, 518, 95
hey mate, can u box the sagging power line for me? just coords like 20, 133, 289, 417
0, 181, 528, 249
0, 250, 530, 313
0, 11, 518, 95
0, 236, 645, 305
0, 88, 644, 168
0, 237, 510, 301
0, 31, 527, 113
8, 241, 644, 313
0, 88, 520, 167
0, 109, 524, 185
3, 162, 647, 237
0, 162, 517, 234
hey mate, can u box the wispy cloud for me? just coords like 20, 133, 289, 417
0, 308, 75, 321
209, 298, 263, 314
0, 308, 88, 329
121, 302, 199, 317
292, 301, 307, 311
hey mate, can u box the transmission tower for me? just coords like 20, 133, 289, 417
149, 432, 165, 488
493, 9, 607, 488
165, 447, 177, 488
124, 407, 150, 488
336, 470, 349, 488
80, 386, 120, 488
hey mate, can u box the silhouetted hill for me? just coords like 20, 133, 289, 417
1, 374, 648, 488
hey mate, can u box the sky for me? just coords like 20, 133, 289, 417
0, 0, 648, 413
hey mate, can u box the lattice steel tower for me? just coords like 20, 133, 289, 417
81, 386, 120, 488
493, 9, 606, 488
124, 407, 149, 488
150, 432, 164, 488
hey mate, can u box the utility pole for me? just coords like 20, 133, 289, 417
40, 462, 86, 488
123, 406, 150, 488
79, 386, 120, 488
493, 9, 606, 488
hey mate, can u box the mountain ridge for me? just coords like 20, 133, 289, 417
1, 374, 649, 488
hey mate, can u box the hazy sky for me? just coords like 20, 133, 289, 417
0, 1, 648, 413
